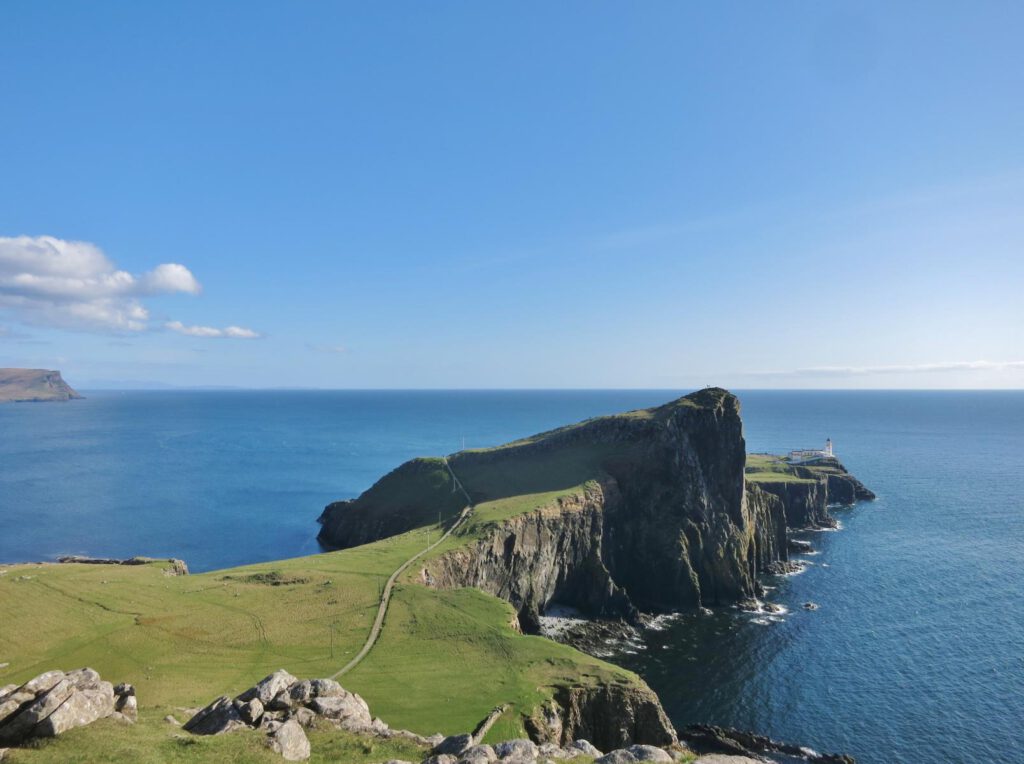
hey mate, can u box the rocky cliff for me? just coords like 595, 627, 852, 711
0, 368, 82, 403
323, 389, 873, 628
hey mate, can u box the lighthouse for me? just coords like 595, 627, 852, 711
825, 438, 834, 457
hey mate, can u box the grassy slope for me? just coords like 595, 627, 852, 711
0, 535, 639, 761
744, 453, 817, 484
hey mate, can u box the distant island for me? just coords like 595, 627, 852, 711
0, 368, 83, 403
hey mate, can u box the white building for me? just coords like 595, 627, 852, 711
788, 438, 833, 464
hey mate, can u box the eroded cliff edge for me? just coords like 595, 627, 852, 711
317, 388, 873, 749
321, 388, 873, 628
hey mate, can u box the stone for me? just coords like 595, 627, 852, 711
64, 668, 102, 691
0, 679, 75, 744
539, 743, 570, 758
569, 741, 602, 757
113, 682, 136, 698
494, 740, 539, 760
0, 699, 27, 726
459, 744, 497, 763
267, 719, 310, 761
371, 716, 390, 733
692, 758, 761, 764
288, 680, 314, 704
164, 714, 181, 726
20, 671, 66, 697
434, 733, 475, 756
291, 707, 316, 727
115, 693, 138, 721
238, 697, 263, 725
595, 751, 638, 764
309, 693, 371, 726
241, 669, 298, 706
310, 678, 343, 697
625, 746, 672, 763
0, 686, 17, 702
423, 756, 458, 764
33, 682, 115, 737
182, 696, 246, 735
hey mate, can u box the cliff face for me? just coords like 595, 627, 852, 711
324, 388, 873, 622
414, 389, 818, 619
526, 684, 678, 751
420, 481, 636, 631
0, 368, 82, 403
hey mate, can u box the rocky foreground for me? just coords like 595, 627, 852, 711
176, 669, 851, 764
0, 668, 136, 747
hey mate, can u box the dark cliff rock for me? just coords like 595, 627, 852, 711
540, 684, 678, 751
419, 481, 637, 631
323, 388, 873, 621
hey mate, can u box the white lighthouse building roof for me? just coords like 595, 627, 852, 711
788, 438, 834, 464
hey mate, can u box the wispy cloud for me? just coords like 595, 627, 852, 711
166, 321, 260, 339
750, 361, 1024, 377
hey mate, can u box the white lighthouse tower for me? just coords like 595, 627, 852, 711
824, 438, 834, 457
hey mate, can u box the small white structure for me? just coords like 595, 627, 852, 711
788, 438, 834, 464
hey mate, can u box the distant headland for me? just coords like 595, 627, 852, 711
0, 368, 83, 403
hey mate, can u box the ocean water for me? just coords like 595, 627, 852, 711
1, 390, 1022, 763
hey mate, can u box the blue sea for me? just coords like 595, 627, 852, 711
1, 390, 1022, 764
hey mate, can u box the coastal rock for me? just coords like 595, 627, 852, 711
551, 684, 677, 751
626, 745, 673, 762
683, 725, 854, 764
267, 719, 311, 761
595, 751, 638, 764
569, 740, 603, 757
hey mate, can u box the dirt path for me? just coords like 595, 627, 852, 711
331, 457, 473, 679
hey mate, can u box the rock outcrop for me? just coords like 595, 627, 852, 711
0, 668, 134, 746
57, 555, 189, 576
0, 368, 82, 403
683, 725, 855, 764
415, 389, 875, 631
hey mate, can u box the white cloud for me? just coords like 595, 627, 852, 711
753, 361, 1024, 377
166, 321, 260, 339
0, 235, 201, 331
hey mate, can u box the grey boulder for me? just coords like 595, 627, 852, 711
267, 719, 310, 761
34, 683, 116, 737
626, 746, 673, 763
595, 751, 639, 764
183, 696, 246, 735
494, 739, 539, 760
569, 741, 603, 757
434, 733, 475, 756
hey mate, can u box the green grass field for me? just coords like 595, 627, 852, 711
0, 527, 640, 762
744, 453, 818, 484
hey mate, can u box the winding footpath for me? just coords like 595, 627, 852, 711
331, 457, 473, 679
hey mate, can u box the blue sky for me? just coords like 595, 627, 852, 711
1, 1, 1022, 388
